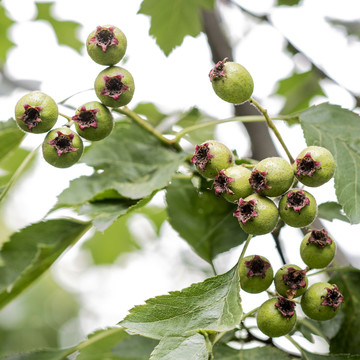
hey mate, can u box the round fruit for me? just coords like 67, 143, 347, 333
72, 101, 114, 141
94, 66, 135, 108
301, 282, 344, 321
213, 165, 253, 203
249, 157, 294, 197
295, 146, 335, 187
234, 193, 279, 235
256, 297, 297, 337
238, 255, 273, 293
274, 264, 308, 299
300, 229, 336, 269
15, 91, 58, 133
209, 58, 254, 104
42, 127, 83, 168
87, 25, 127, 66
279, 189, 317, 228
191, 140, 234, 179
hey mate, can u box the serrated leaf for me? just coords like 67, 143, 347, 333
35, 2, 82, 53
300, 348, 359, 360
275, 70, 325, 115
134, 103, 167, 127
0, 219, 90, 309
317, 202, 350, 223
300, 103, 360, 223
166, 177, 247, 264
150, 334, 208, 360
139, 0, 215, 56
120, 264, 242, 339
212, 344, 292, 359
327, 18, 360, 41
329, 267, 360, 354
0, 119, 25, 163
56, 121, 186, 207
0, 5, 15, 63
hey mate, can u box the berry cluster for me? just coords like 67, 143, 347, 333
14, 25, 134, 168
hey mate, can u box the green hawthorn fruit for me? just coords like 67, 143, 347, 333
295, 146, 335, 187
15, 91, 58, 133
94, 66, 135, 108
239, 255, 273, 293
249, 157, 294, 197
279, 189, 317, 228
209, 58, 254, 104
86, 25, 127, 66
42, 127, 83, 168
274, 264, 308, 299
73, 101, 114, 141
213, 165, 253, 203
256, 297, 297, 337
234, 193, 279, 235
191, 140, 234, 179
301, 282, 344, 321
300, 229, 336, 269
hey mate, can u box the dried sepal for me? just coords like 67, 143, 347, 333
285, 190, 310, 212
89, 26, 119, 52
275, 296, 296, 318
48, 131, 78, 156
233, 198, 258, 225
321, 284, 344, 310
296, 152, 321, 177
213, 169, 234, 195
72, 105, 99, 130
17, 104, 43, 131
191, 143, 214, 171
307, 228, 332, 249
244, 255, 271, 278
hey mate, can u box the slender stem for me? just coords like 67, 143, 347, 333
307, 266, 347, 277
241, 306, 259, 320
249, 98, 295, 164
285, 335, 307, 359
58, 88, 94, 105
59, 112, 72, 122
210, 261, 218, 276
238, 234, 253, 266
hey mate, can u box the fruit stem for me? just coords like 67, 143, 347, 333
241, 306, 260, 320
285, 335, 305, 357
307, 266, 347, 277
113, 107, 182, 152
59, 112, 74, 128
238, 234, 253, 267
249, 98, 295, 164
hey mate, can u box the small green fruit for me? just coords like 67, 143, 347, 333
42, 127, 83, 168
73, 101, 114, 141
94, 66, 135, 108
213, 165, 253, 203
234, 193, 279, 235
239, 255, 273, 293
274, 264, 308, 299
301, 282, 344, 321
279, 189, 317, 228
15, 91, 58, 133
86, 25, 127, 66
300, 229, 336, 269
191, 140, 234, 179
209, 58, 254, 104
256, 297, 297, 337
249, 157, 294, 197
295, 146, 335, 187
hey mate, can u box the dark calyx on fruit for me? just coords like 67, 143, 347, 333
191, 143, 214, 171
73, 106, 99, 130
283, 267, 307, 298
209, 58, 227, 81
321, 285, 344, 309
296, 152, 321, 177
275, 296, 296, 318
308, 229, 332, 249
48, 131, 78, 156
249, 169, 270, 192
213, 170, 234, 195
233, 198, 258, 224
101, 75, 129, 100
244, 255, 270, 278
18, 104, 43, 131
90, 26, 119, 52
285, 190, 310, 212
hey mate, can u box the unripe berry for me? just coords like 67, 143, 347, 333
256, 297, 297, 337
87, 25, 127, 66
274, 264, 308, 299
295, 146, 335, 187
42, 127, 83, 168
249, 157, 294, 197
213, 165, 253, 203
209, 58, 254, 104
94, 66, 135, 108
233, 193, 279, 235
72, 101, 114, 141
15, 91, 58, 133
279, 189, 317, 228
300, 229, 336, 269
191, 140, 234, 179
301, 282, 344, 321
238, 255, 273, 293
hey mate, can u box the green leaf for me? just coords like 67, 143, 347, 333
317, 202, 350, 223
0, 349, 72, 360
329, 267, 360, 354
56, 121, 186, 207
275, 70, 325, 115
166, 177, 247, 264
139, 0, 215, 56
0, 119, 25, 163
300, 103, 360, 223
327, 18, 360, 41
300, 348, 359, 360
150, 334, 209, 360
0, 219, 90, 309
120, 264, 242, 339
133, 103, 167, 127
0, 5, 15, 63
35, 2, 82, 53
212, 344, 292, 359
276, 0, 301, 6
